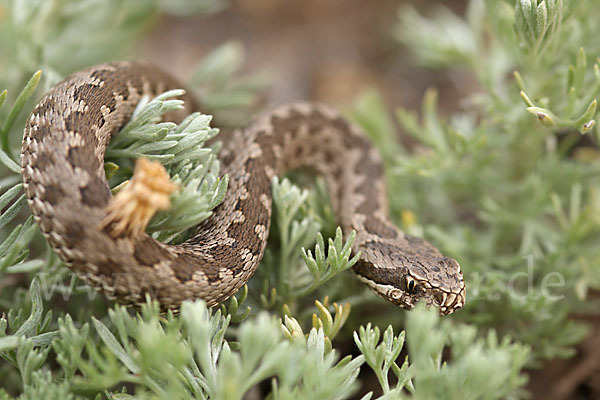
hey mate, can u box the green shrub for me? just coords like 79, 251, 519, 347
1, 0, 598, 398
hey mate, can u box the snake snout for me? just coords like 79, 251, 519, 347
437, 288, 466, 315
430, 257, 466, 315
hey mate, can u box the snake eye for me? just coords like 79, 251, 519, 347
405, 276, 417, 294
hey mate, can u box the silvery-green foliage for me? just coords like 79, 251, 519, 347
2, 0, 595, 397
106, 90, 228, 243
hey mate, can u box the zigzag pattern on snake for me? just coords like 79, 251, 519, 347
20, 61, 465, 314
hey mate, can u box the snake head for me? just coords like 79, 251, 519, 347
354, 237, 466, 315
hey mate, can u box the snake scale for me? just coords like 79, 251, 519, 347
20, 62, 465, 315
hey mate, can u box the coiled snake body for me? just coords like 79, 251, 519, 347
21, 62, 465, 314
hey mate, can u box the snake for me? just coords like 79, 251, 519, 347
20, 61, 465, 315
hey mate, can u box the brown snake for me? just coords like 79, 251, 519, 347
20, 62, 465, 314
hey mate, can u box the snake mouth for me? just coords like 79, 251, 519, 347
356, 274, 465, 315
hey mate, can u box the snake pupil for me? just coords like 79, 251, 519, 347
406, 278, 416, 293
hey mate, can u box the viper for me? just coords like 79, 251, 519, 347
20, 62, 465, 314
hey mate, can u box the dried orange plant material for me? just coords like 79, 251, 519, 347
100, 158, 178, 238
